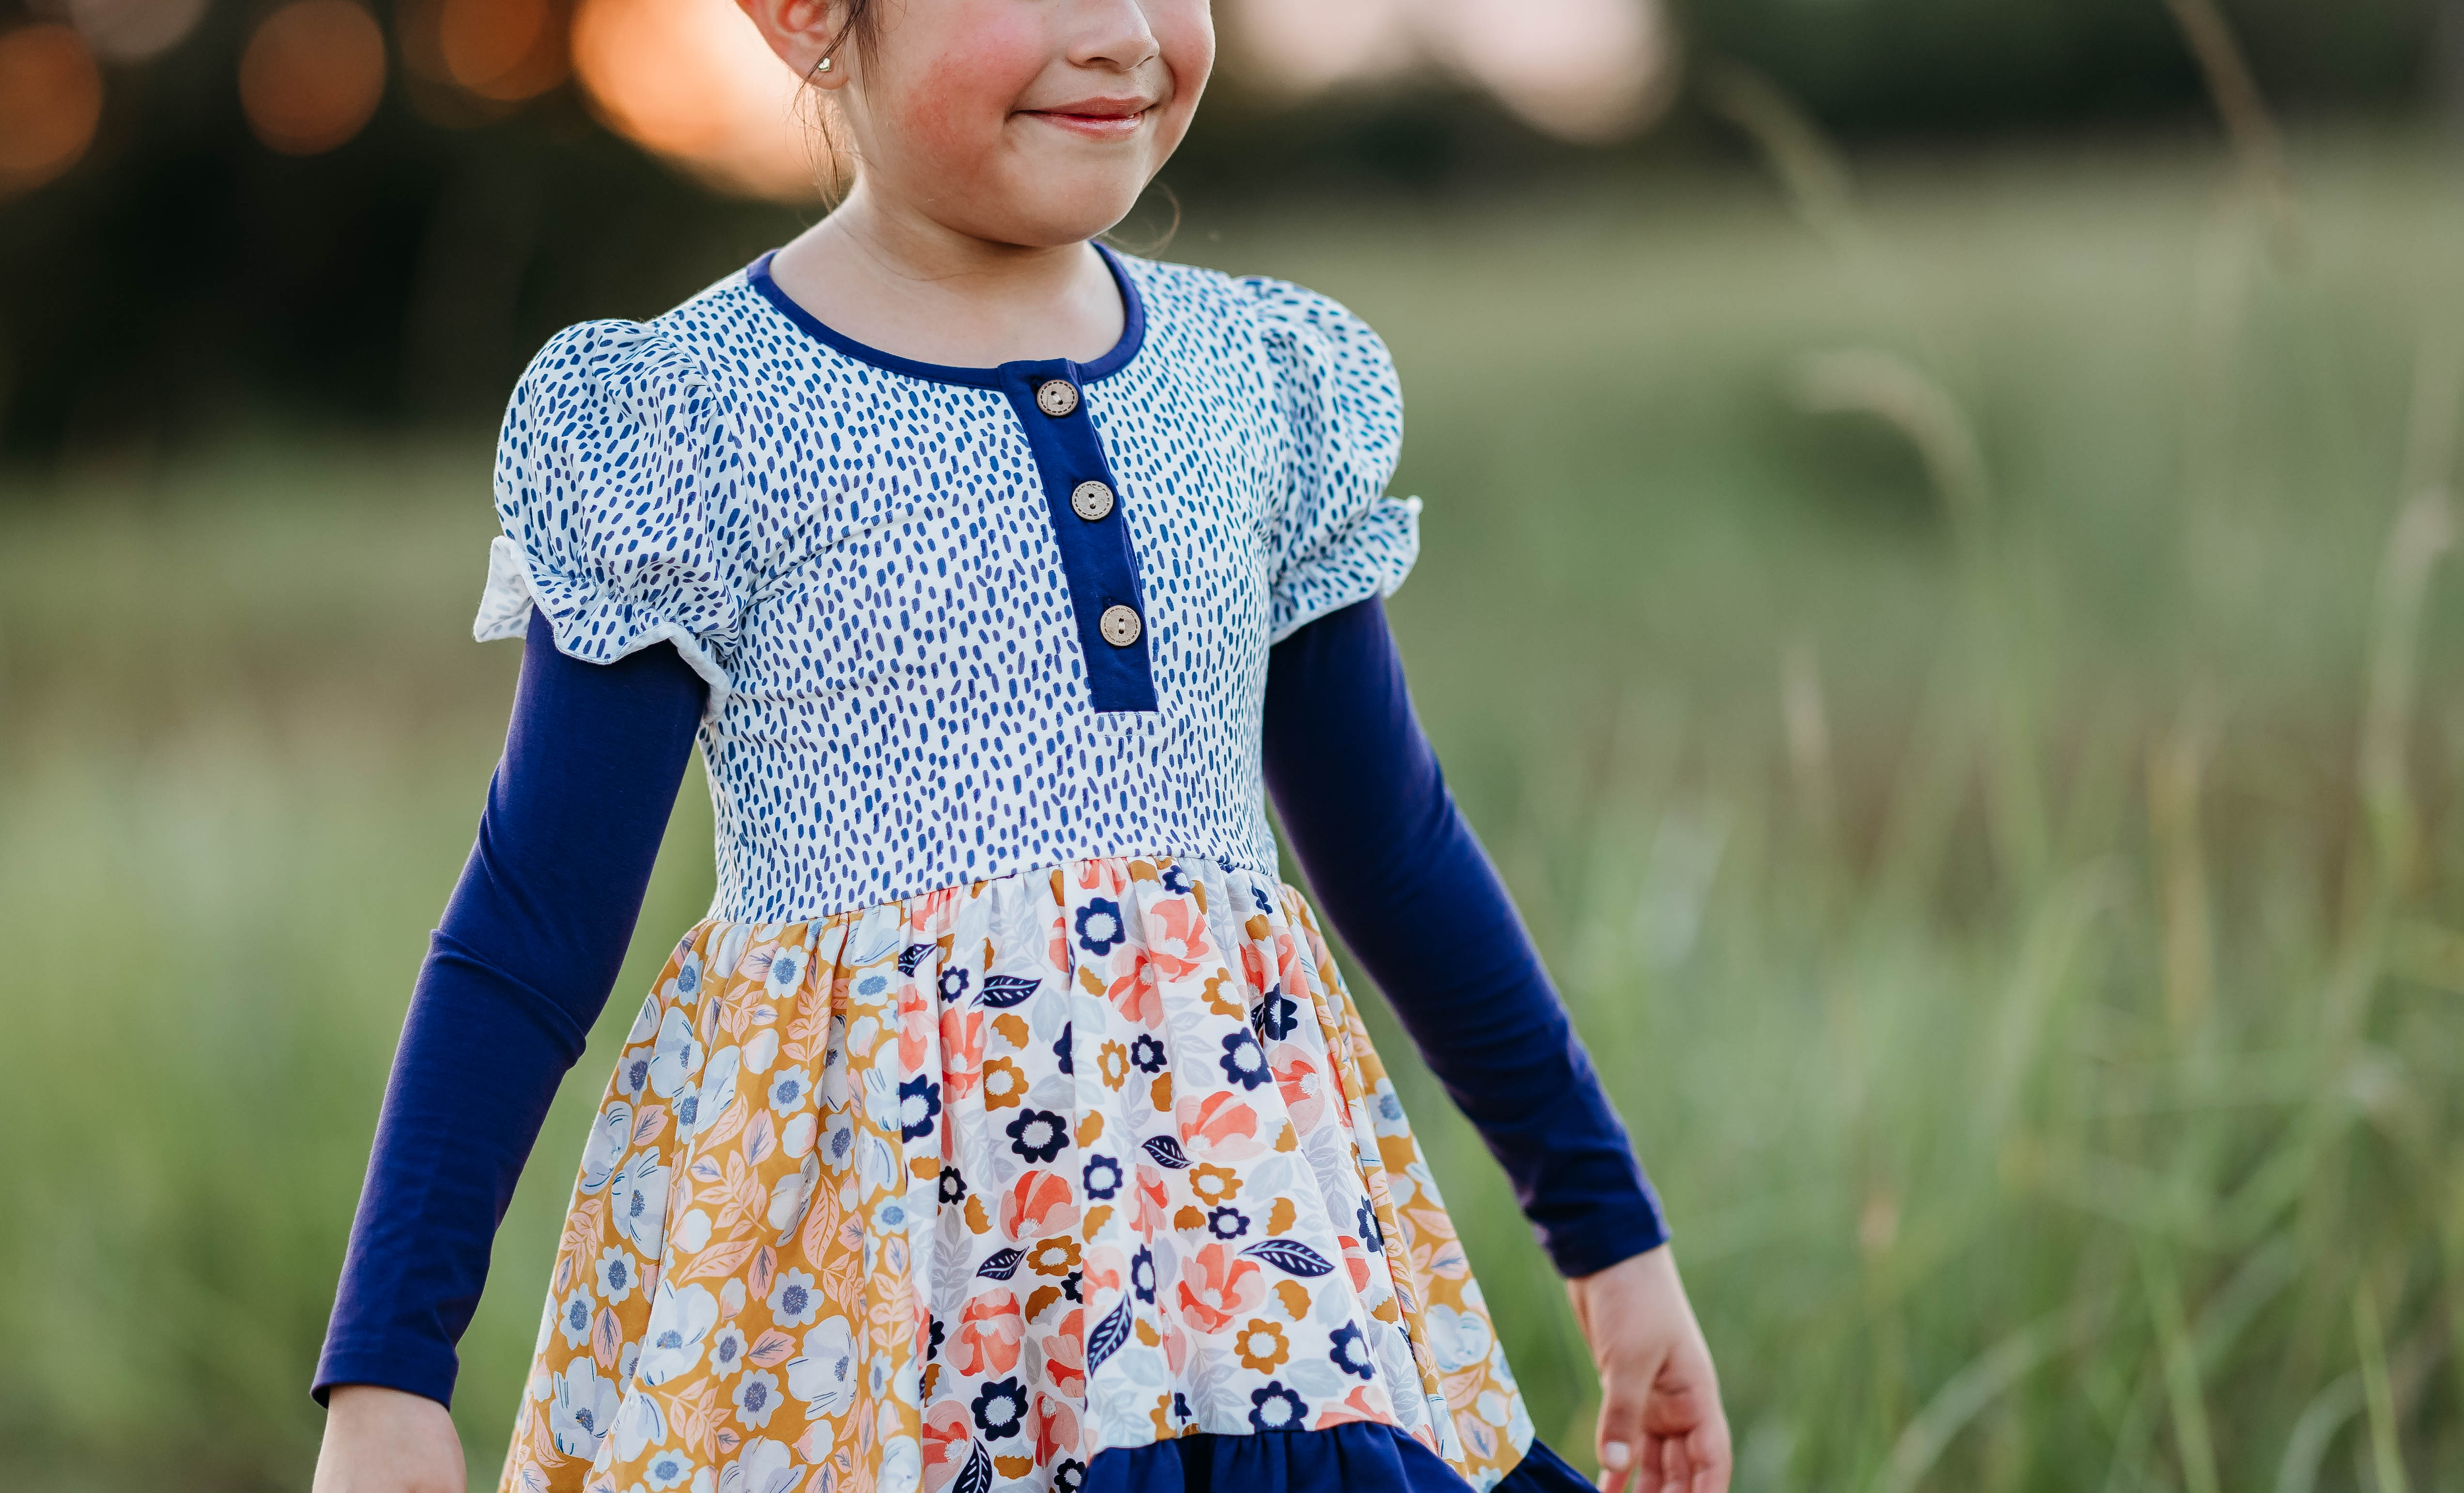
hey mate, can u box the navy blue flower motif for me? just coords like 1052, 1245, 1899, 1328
1054, 1022, 1073, 1074
1251, 988, 1301, 1042
1130, 1035, 1167, 1073
971, 1376, 1028, 1439
676, 958, 701, 995
1250, 884, 1274, 915
1054, 1459, 1087, 1493
1328, 1323, 1375, 1380
1131, 1245, 1156, 1303
927, 1315, 946, 1361
1160, 863, 1193, 895
1356, 1199, 1384, 1253
676, 1093, 699, 1127
1248, 1382, 1308, 1432
1076, 899, 1126, 956
1082, 1153, 1123, 1200
1218, 1031, 1269, 1090
622, 1054, 652, 1098
939, 967, 970, 1003
899, 1074, 942, 1142
1207, 1205, 1249, 1240
940, 1166, 968, 1205
1006, 1108, 1066, 1163
1063, 1270, 1083, 1303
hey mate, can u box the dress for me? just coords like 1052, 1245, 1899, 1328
319, 245, 1661, 1493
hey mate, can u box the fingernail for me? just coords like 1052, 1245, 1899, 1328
1602, 1442, 1632, 1471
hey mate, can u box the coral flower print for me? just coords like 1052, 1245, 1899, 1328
496, 862, 1537, 1493
1176, 1243, 1265, 1334
953, 1292, 1024, 1376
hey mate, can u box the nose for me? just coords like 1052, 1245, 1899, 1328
1064, 0, 1163, 73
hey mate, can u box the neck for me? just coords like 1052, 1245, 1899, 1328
765, 184, 1125, 369
827, 181, 1095, 302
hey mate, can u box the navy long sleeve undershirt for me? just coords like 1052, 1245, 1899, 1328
316, 599, 1664, 1409
1263, 598, 1666, 1278
314, 607, 708, 1405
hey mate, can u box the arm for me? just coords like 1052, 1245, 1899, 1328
1260, 595, 1664, 1275
315, 606, 707, 1408
1262, 596, 1728, 1493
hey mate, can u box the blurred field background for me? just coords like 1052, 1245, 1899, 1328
10, 1, 2464, 1491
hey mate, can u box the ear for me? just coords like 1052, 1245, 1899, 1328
734, 0, 853, 89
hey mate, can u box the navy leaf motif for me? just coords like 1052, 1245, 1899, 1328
976, 974, 1041, 1009
977, 1248, 1025, 1281
1239, 1239, 1336, 1278
898, 943, 936, 976
1140, 1136, 1191, 1169
955, 1442, 993, 1493
1085, 1298, 1134, 1375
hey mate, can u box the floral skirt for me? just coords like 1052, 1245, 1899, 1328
501, 857, 1537, 1493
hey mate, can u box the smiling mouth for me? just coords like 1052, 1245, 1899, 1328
1022, 103, 1154, 139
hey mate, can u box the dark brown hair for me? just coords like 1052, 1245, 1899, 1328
801, 1, 877, 201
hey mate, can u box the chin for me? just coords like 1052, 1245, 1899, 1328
958, 173, 1154, 250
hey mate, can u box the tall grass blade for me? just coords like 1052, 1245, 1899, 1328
2354, 1287, 2412, 1493
1865, 1308, 2089, 1493
2145, 1246, 2222, 1493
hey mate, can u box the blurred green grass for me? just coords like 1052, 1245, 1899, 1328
9, 131, 2464, 1491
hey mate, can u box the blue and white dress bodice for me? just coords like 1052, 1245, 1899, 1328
473, 247, 1419, 922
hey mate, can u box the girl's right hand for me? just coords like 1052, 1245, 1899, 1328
313, 1384, 467, 1493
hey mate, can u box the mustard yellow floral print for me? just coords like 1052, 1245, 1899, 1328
501, 858, 1534, 1493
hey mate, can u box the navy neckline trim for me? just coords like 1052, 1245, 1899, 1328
746, 241, 1147, 389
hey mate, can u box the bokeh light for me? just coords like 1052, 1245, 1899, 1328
1428, 0, 1675, 141
0, 24, 104, 200
570, 0, 821, 201
238, 0, 388, 157
1231, 0, 1674, 142
437, 0, 569, 102
1235, 0, 1415, 92
67, 0, 209, 64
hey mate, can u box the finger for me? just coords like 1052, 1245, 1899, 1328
1596, 1433, 1634, 1493
1625, 1433, 1660, 1493
1597, 1378, 1654, 1493
1688, 1416, 1734, 1493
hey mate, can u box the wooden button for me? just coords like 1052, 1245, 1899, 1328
1070, 480, 1114, 521
1035, 379, 1079, 417
1099, 604, 1141, 647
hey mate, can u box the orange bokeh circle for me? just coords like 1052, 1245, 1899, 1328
238, 0, 387, 156
439, 0, 568, 102
0, 24, 105, 199
570, 0, 824, 200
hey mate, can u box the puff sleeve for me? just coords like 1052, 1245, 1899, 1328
475, 321, 747, 711
1241, 278, 1422, 644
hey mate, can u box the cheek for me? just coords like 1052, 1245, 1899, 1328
1156, 1, 1216, 87
889, 27, 1043, 164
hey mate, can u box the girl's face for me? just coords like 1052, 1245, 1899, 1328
745, 0, 1213, 248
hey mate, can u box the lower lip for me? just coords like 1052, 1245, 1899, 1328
1024, 110, 1150, 141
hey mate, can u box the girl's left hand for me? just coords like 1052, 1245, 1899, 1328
1564, 1244, 1731, 1493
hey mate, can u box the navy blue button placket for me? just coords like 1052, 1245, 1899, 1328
997, 358, 1158, 713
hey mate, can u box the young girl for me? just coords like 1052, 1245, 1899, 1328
312, 3, 1728, 1492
